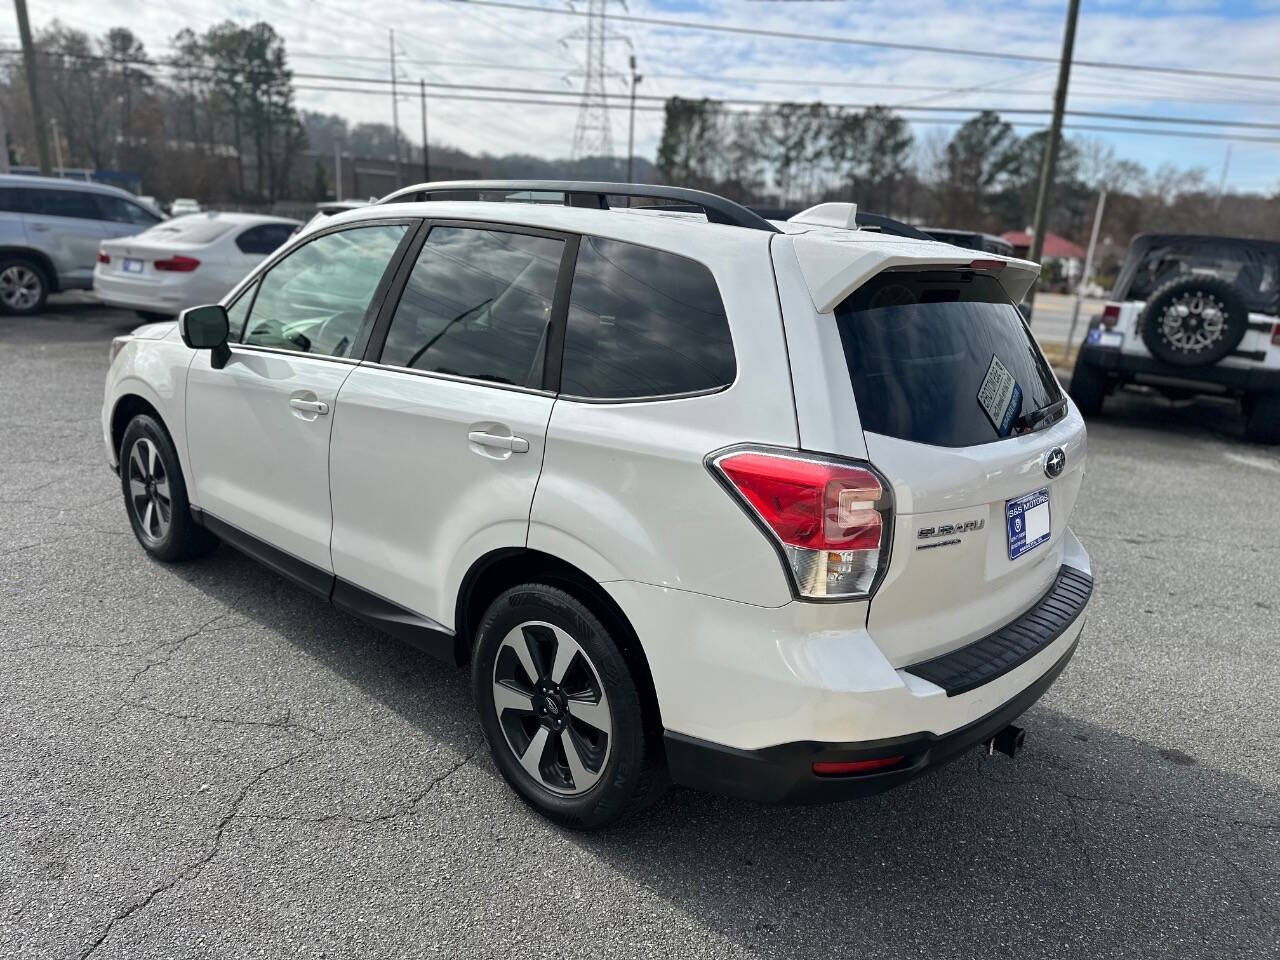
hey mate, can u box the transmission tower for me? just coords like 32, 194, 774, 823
570, 0, 616, 163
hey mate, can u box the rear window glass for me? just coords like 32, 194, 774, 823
834, 271, 1062, 448
561, 236, 734, 399
140, 218, 236, 244
1125, 238, 1279, 309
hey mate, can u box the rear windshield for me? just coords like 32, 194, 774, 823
834, 271, 1062, 448
139, 217, 235, 244
1122, 238, 1279, 312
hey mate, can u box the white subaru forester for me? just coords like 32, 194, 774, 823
102, 181, 1092, 829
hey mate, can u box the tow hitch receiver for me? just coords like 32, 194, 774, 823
986, 724, 1026, 759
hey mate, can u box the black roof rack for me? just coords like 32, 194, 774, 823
376, 180, 781, 234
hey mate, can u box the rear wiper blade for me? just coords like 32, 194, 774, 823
1012, 398, 1067, 434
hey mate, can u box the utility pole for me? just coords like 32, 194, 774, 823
334, 141, 343, 201
389, 29, 401, 188
1214, 144, 1232, 212
1025, 0, 1080, 322
420, 77, 430, 182
50, 116, 63, 176
625, 55, 642, 183
13, 0, 51, 176
0, 102, 11, 174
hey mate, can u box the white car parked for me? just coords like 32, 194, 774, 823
169, 198, 202, 216
94, 213, 300, 318
102, 181, 1092, 828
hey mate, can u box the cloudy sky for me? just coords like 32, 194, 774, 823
15, 0, 1280, 192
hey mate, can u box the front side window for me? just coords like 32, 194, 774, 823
96, 195, 159, 226
380, 226, 563, 387
226, 281, 257, 342
834, 271, 1062, 447
242, 223, 408, 358
561, 236, 735, 399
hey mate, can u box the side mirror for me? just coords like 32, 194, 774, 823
179, 304, 231, 369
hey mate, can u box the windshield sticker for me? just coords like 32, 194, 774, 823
977, 355, 1023, 437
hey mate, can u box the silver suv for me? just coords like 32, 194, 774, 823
0, 174, 162, 315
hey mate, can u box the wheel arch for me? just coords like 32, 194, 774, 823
110, 392, 171, 462
456, 548, 664, 731
0, 246, 59, 291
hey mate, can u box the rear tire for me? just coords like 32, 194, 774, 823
1243, 393, 1280, 444
1069, 354, 1106, 416
0, 257, 49, 315
472, 583, 665, 830
119, 414, 218, 562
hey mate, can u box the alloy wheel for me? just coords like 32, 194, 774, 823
0, 265, 42, 311
491, 620, 612, 796
1159, 291, 1226, 353
127, 437, 172, 544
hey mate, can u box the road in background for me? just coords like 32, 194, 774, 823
1030, 292, 1108, 352
2, 302, 1277, 959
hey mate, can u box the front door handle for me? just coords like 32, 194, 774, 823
289, 398, 329, 416
468, 430, 529, 453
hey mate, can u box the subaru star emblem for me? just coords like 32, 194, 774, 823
1044, 447, 1066, 478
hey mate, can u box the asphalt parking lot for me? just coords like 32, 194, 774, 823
2, 300, 1277, 960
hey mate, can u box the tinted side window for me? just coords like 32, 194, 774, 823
0, 188, 33, 213
29, 189, 101, 220
236, 224, 295, 255
380, 226, 563, 387
561, 237, 734, 399
96, 195, 159, 225
226, 280, 257, 342
242, 224, 408, 358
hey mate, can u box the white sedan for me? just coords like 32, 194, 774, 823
94, 213, 300, 317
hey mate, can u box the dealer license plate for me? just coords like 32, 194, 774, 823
1006, 488, 1051, 561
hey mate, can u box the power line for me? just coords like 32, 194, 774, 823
450, 0, 1280, 86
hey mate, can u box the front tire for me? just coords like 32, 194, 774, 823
119, 415, 217, 562
472, 584, 664, 829
0, 258, 49, 315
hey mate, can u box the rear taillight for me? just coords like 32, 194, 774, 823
154, 255, 199, 272
1100, 303, 1121, 328
1271, 323, 1280, 347
96, 250, 110, 264
710, 447, 893, 601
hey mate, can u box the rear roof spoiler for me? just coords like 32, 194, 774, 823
790, 235, 1040, 313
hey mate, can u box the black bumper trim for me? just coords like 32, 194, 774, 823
903, 565, 1092, 696
664, 636, 1079, 805
1077, 343, 1280, 392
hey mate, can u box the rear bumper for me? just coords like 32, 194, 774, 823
665, 636, 1078, 804
1078, 343, 1280, 393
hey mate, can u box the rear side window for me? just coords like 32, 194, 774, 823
28, 189, 100, 220
835, 271, 1061, 447
236, 223, 296, 255
0, 188, 32, 213
380, 226, 564, 387
561, 236, 734, 399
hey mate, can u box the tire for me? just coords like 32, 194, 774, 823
1243, 392, 1280, 444
472, 583, 666, 829
1139, 274, 1248, 367
1069, 353, 1106, 416
0, 257, 49, 315
119, 414, 218, 562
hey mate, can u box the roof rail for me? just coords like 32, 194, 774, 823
376, 180, 781, 234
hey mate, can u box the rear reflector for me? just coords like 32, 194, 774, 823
96, 250, 110, 264
1101, 303, 1121, 328
813, 756, 904, 776
968, 259, 1005, 272
711, 447, 892, 600
154, 255, 200, 272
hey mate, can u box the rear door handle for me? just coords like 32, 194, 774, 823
289, 398, 329, 415
468, 430, 529, 453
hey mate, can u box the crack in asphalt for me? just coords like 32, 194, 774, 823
242, 738, 485, 827
76, 748, 314, 960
